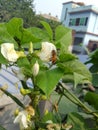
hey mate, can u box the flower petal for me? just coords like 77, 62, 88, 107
1, 43, 19, 62
38, 42, 57, 62
32, 61, 39, 77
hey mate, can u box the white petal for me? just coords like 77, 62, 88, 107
1, 43, 19, 62
32, 61, 39, 77
14, 113, 22, 123
14, 111, 28, 129
21, 114, 28, 128
38, 42, 56, 62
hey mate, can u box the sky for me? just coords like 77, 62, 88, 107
34, 0, 97, 19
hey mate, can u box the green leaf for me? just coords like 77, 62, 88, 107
55, 25, 72, 52
27, 27, 49, 42
40, 21, 53, 40
86, 128, 98, 130
41, 112, 57, 123
17, 57, 30, 67
73, 72, 86, 88
0, 23, 15, 44
62, 74, 74, 83
89, 65, 98, 73
6, 17, 23, 41
92, 73, 98, 86
21, 28, 41, 44
0, 52, 8, 64
59, 53, 78, 62
85, 92, 98, 110
67, 112, 88, 130
58, 59, 92, 85
0, 88, 25, 108
5, 18, 41, 46
51, 92, 78, 115
0, 125, 6, 130
36, 67, 64, 96
85, 49, 98, 65
17, 57, 32, 76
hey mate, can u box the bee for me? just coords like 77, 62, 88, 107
50, 50, 57, 64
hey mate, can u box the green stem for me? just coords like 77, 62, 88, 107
57, 94, 63, 106
59, 82, 98, 119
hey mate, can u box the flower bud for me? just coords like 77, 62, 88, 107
44, 109, 49, 115
32, 61, 39, 77
29, 42, 33, 54
20, 88, 31, 95
14, 108, 19, 117
16, 51, 26, 57
40, 95, 47, 100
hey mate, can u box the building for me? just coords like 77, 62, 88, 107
61, 1, 98, 53
40, 13, 59, 22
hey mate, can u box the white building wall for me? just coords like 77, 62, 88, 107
88, 13, 98, 34
83, 34, 98, 46
94, 16, 98, 34
61, 2, 80, 25
87, 13, 98, 33
60, 3, 73, 25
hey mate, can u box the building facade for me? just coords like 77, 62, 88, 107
61, 1, 98, 53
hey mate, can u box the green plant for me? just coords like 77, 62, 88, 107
0, 17, 98, 130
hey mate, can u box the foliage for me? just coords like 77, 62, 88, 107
0, 0, 35, 27
0, 0, 61, 29
85, 49, 98, 87
0, 18, 98, 130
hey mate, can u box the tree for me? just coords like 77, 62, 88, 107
0, 0, 35, 27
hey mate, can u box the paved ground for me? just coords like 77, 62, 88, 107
0, 94, 30, 130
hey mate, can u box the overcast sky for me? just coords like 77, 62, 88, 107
34, 0, 97, 19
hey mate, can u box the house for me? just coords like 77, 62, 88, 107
40, 13, 59, 22
60, 1, 98, 54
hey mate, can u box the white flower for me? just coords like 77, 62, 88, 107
32, 61, 39, 77
1, 43, 19, 62
38, 42, 57, 62
14, 111, 28, 130
1, 43, 25, 62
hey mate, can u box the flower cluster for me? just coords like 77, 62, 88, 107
0, 41, 58, 130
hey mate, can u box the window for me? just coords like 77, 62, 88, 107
69, 18, 76, 26
79, 18, 85, 25
85, 17, 88, 26
74, 37, 83, 45
79, 17, 88, 26
69, 17, 88, 26
76, 18, 80, 26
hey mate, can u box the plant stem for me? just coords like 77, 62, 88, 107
57, 94, 63, 106
59, 82, 98, 119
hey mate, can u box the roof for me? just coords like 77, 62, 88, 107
0, 65, 32, 93
63, 1, 85, 6
68, 4, 98, 14
39, 13, 60, 22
